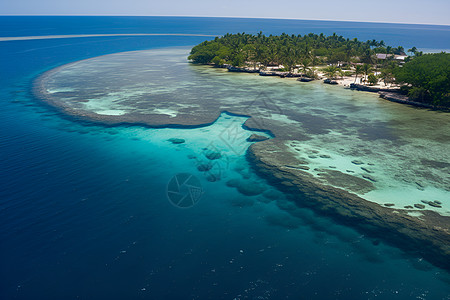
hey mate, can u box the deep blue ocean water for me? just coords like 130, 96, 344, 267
1, 16, 449, 299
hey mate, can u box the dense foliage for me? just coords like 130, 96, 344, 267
188, 32, 405, 71
395, 53, 450, 106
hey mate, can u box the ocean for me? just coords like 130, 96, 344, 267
0, 16, 449, 299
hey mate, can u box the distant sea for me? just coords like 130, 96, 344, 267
1, 16, 449, 300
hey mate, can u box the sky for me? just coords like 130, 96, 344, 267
1, 0, 449, 26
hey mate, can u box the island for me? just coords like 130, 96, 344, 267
188, 33, 450, 269
189, 32, 450, 109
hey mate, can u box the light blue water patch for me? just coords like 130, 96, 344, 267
110, 112, 272, 185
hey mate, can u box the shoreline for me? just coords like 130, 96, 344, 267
224, 66, 450, 111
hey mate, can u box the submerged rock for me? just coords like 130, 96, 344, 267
415, 181, 424, 188
247, 134, 269, 142
361, 167, 374, 173
237, 182, 267, 196
205, 151, 222, 160
197, 163, 212, 172
362, 174, 377, 182
227, 178, 267, 196
262, 189, 283, 200
324, 78, 338, 84
206, 174, 220, 182
320, 154, 331, 158
298, 77, 314, 82
226, 178, 241, 188
168, 138, 185, 144
428, 202, 442, 208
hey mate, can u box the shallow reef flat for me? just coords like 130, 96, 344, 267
35, 47, 450, 269
247, 139, 450, 270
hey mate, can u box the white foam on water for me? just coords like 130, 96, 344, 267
270, 113, 299, 124
152, 108, 178, 117
47, 87, 75, 93
95, 110, 127, 116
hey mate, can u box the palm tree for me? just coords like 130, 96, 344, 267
254, 44, 268, 70
379, 69, 393, 86
323, 66, 339, 79
408, 46, 417, 55
267, 43, 278, 66
394, 46, 405, 55
345, 43, 354, 63
362, 64, 372, 85
299, 58, 311, 77
361, 49, 374, 64
280, 46, 299, 73
354, 65, 363, 83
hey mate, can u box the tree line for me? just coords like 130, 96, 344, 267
189, 32, 404, 71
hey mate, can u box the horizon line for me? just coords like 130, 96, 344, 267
1, 14, 449, 27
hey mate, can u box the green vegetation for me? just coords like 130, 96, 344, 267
395, 53, 450, 106
368, 73, 378, 85
189, 32, 449, 108
189, 32, 405, 71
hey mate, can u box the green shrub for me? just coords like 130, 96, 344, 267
368, 73, 378, 85
395, 53, 450, 106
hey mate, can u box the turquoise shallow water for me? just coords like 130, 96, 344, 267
1, 16, 450, 300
